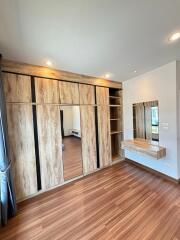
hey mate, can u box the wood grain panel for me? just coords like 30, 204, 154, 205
2, 59, 122, 89
79, 84, 95, 105
6, 104, 37, 200
145, 103, 152, 140
3, 72, 31, 102
1, 162, 180, 240
96, 86, 109, 105
134, 102, 145, 139
59, 81, 79, 104
35, 77, 59, 103
37, 105, 64, 190
97, 106, 112, 167
80, 106, 97, 174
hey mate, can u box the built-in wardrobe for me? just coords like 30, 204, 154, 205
2, 60, 123, 202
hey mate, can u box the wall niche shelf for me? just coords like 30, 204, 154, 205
121, 138, 166, 160
111, 132, 124, 161
109, 88, 124, 161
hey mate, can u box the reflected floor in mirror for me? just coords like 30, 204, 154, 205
63, 136, 83, 180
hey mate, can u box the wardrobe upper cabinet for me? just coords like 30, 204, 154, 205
59, 81, 79, 104
96, 86, 109, 105
79, 84, 95, 105
35, 77, 60, 103
3, 73, 32, 103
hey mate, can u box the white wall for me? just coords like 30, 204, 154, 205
123, 61, 179, 179
72, 106, 80, 131
61, 106, 73, 136
61, 106, 81, 136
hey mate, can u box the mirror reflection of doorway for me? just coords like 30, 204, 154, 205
60, 106, 83, 181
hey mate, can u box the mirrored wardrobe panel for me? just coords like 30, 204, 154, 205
60, 106, 83, 181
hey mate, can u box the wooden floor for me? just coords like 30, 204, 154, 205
63, 136, 83, 180
1, 162, 180, 240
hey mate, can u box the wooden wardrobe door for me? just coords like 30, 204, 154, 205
59, 81, 79, 104
96, 86, 111, 167
3, 73, 32, 103
6, 104, 37, 200
97, 106, 112, 168
37, 105, 64, 190
96, 86, 109, 105
79, 84, 95, 105
80, 106, 97, 174
35, 78, 59, 103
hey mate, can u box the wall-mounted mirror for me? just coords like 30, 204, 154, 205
133, 100, 159, 141
60, 106, 83, 181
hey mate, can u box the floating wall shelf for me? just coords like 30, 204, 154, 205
121, 138, 166, 160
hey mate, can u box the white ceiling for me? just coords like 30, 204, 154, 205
0, 0, 180, 81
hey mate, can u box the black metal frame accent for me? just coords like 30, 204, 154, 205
94, 87, 100, 168
32, 105, 41, 190
31, 76, 36, 102
31, 77, 41, 190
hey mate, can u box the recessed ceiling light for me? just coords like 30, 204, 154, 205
134, 70, 137, 73
104, 73, 110, 79
46, 60, 53, 67
169, 32, 180, 42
